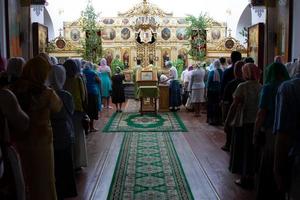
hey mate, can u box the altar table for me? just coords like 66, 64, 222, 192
137, 86, 159, 115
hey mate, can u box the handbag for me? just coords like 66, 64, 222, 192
224, 102, 244, 128
230, 103, 244, 127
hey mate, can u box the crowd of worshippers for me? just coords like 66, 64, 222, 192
0, 54, 125, 199
161, 52, 300, 200
0, 51, 300, 200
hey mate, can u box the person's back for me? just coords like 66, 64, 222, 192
234, 81, 261, 124
83, 68, 98, 95
0, 88, 29, 200
11, 56, 62, 200
190, 68, 205, 89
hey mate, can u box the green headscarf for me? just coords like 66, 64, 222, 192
265, 62, 290, 84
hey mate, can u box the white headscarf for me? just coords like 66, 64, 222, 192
212, 59, 221, 82
290, 60, 300, 78
83, 62, 93, 70
50, 56, 58, 65
49, 64, 66, 91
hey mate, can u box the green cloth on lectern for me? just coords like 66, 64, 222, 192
137, 86, 159, 98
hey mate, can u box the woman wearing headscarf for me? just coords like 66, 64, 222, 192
98, 58, 112, 109
6, 57, 26, 85
82, 62, 101, 132
227, 63, 261, 188
49, 64, 77, 199
189, 63, 206, 116
166, 61, 181, 111
11, 56, 62, 200
0, 77, 29, 200
221, 61, 245, 151
254, 62, 289, 199
206, 59, 223, 125
63, 59, 88, 170
111, 67, 125, 112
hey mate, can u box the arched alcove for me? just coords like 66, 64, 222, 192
236, 4, 252, 45
44, 8, 55, 40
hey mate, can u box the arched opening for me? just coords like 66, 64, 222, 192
44, 8, 55, 40
236, 4, 252, 45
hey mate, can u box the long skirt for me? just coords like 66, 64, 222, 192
229, 123, 255, 177
191, 88, 205, 103
229, 127, 244, 174
169, 80, 181, 108
207, 90, 222, 124
255, 128, 283, 200
242, 123, 255, 177
72, 112, 88, 169
54, 146, 77, 199
87, 93, 99, 120
17, 142, 57, 200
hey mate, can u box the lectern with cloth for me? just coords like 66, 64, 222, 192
136, 66, 159, 114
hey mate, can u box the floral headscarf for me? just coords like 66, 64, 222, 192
242, 63, 260, 81
100, 58, 108, 67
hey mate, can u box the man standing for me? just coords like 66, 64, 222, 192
274, 62, 300, 200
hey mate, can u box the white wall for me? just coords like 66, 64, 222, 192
292, 0, 300, 61
251, 6, 266, 25
0, 0, 7, 58
236, 4, 252, 45
31, 5, 44, 24
44, 8, 55, 40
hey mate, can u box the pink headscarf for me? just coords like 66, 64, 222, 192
100, 58, 107, 67
98, 58, 111, 73
242, 63, 260, 81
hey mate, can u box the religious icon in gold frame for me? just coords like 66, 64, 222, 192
141, 71, 153, 81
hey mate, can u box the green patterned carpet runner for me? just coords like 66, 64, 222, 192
108, 132, 194, 200
103, 112, 187, 132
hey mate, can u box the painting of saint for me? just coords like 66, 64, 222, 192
163, 18, 170, 24
102, 18, 114, 24
211, 29, 221, 40
102, 28, 116, 40
122, 18, 129, 25
123, 50, 130, 68
176, 28, 189, 40
121, 28, 130, 40
177, 18, 187, 24
105, 50, 113, 66
161, 28, 171, 40
162, 50, 170, 67
178, 49, 188, 67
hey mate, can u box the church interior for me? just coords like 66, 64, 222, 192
0, 0, 300, 200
